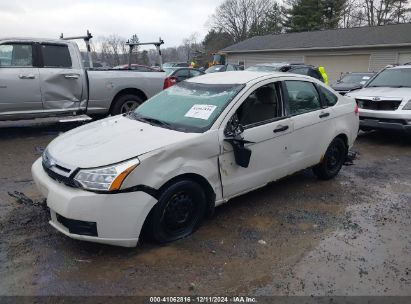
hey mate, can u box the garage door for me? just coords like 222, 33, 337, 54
305, 54, 370, 85
398, 53, 411, 65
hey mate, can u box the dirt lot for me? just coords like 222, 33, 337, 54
0, 118, 410, 296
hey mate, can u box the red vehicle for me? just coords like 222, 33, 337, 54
112, 64, 158, 72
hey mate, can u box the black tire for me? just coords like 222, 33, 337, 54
313, 137, 347, 180
148, 180, 207, 243
110, 94, 143, 115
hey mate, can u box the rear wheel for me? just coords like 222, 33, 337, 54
110, 94, 143, 115
148, 180, 207, 243
313, 137, 347, 180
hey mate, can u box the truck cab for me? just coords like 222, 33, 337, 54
0, 38, 87, 120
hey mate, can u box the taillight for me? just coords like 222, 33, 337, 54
354, 103, 359, 115
163, 76, 177, 89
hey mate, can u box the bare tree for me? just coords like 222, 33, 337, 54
211, 0, 275, 42
353, 0, 411, 26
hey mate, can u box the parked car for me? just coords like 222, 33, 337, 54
32, 71, 359, 247
332, 72, 375, 95
112, 64, 158, 72
247, 63, 325, 83
163, 62, 189, 68
0, 38, 167, 120
346, 64, 411, 133
163, 67, 204, 89
205, 64, 243, 73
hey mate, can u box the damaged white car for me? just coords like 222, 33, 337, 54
32, 71, 359, 247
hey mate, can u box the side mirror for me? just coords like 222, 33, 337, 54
224, 114, 252, 168
224, 114, 244, 138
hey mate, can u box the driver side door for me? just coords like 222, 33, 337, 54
218, 81, 293, 199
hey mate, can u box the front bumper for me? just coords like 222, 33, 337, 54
32, 158, 157, 247
359, 109, 411, 132
360, 117, 411, 132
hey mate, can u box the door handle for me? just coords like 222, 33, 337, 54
273, 125, 289, 133
64, 74, 80, 79
19, 74, 35, 79
319, 112, 330, 118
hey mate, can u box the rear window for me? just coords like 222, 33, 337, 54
318, 86, 338, 106
0, 44, 32, 67
41, 44, 72, 68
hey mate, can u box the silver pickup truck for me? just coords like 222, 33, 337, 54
0, 38, 166, 120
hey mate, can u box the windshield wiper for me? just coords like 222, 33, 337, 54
367, 85, 410, 88
134, 115, 173, 129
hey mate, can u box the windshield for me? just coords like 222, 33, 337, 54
340, 74, 372, 84
132, 82, 244, 132
246, 65, 280, 72
366, 68, 411, 88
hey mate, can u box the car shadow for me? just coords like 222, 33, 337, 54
357, 130, 411, 146
0, 117, 92, 140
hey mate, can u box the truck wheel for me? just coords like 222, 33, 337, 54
111, 94, 143, 115
148, 180, 207, 243
313, 137, 347, 180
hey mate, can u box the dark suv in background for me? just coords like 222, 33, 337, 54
246, 62, 324, 82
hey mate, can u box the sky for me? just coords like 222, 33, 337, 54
0, 0, 225, 49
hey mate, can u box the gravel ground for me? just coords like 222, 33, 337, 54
0, 117, 410, 296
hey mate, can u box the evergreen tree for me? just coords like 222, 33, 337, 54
283, 0, 347, 32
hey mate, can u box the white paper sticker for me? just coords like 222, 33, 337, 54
184, 104, 217, 120
362, 76, 370, 80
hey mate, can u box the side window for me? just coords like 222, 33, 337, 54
290, 67, 309, 76
190, 70, 202, 77
318, 85, 338, 106
226, 64, 236, 71
236, 83, 281, 127
308, 68, 323, 81
41, 44, 72, 68
174, 69, 190, 79
284, 81, 321, 115
0, 44, 32, 67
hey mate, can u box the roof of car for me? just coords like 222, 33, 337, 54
0, 37, 75, 45
186, 71, 303, 84
389, 64, 411, 69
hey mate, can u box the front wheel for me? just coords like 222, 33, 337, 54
313, 137, 347, 180
148, 180, 207, 243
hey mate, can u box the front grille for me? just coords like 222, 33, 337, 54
42, 162, 78, 188
56, 213, 98, 236
356, 99, 401, 111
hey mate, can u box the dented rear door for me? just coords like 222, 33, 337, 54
38, 43, 86, 113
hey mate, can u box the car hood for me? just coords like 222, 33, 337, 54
332, 82, 362, 91
346, 86, 411, 100
47, 115, 200, 168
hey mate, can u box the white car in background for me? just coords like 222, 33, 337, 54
346, 64, 411, 133
32, 71, 359, 247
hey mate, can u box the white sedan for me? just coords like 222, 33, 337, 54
32, 71, 359, 247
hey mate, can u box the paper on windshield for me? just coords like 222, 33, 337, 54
184, 104, 217, 120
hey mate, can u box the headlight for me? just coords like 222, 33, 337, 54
403, 100, 411, 110
74, 158, 140, 192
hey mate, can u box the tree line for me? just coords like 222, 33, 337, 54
89, 0, 411, 67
